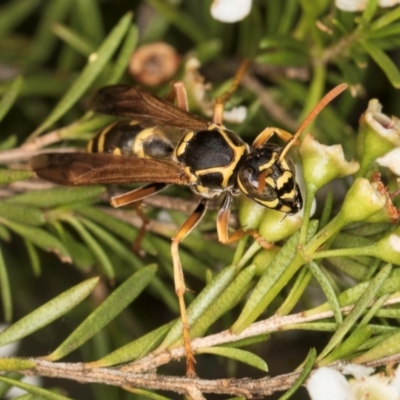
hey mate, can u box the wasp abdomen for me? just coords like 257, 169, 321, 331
87, 120, 175, 159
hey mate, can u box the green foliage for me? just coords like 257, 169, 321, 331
0, 0, 399, 399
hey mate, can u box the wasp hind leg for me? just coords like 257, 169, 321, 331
217, 193, 273, 249
110, 183, 170, 254
171, 197, 208, 376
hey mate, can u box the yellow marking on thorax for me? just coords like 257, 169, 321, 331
175, 131, 194, 158
196, 138, 248, 188
113, 147, 122, 155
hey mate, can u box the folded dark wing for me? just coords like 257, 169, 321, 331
31, 153, 189, 186
90, 85, 210, 131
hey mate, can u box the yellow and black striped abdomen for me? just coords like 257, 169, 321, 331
87, 120, 177, 160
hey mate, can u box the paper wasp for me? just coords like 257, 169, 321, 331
31, 61, 347, 375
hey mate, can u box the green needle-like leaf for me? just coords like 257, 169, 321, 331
0, 246, 12, 322
0, 203, 45, 226
319, 325, 371, 366
88, 322, 174, 368
9, 186, 106, 207
352, 329, 400, 364
0, 219, 71, 263
0, 76, 23, 122
30, 12, 133, 137
64, 217, 114, 279
0, 170, 33, 184
157, 265, 238, 351
0, 376, 72, 400
307, 261, 342, 325
232, 230, 301, 334
0, 277, 99, 347
278, 348, 316, 400
197, 347, 268, 372
317, 263, 392, 361
0, 358, 35, 371
46, 265, 156, 361
361, 40, 400, 88
189, 265, 256, 340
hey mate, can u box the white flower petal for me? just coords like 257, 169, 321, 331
389, 234, 400, 252
365, 99, 400, 147
307, 367, 353, 400
351, 374, 398, 400
389, 365, 400, 395
335, 0, 367, 11
211, 0, 252, 22
376, 147, 400, 176
379, 0, 400, 7
223, 106, 247, 123
342, 363, 375, 379
336, 0, 400, 10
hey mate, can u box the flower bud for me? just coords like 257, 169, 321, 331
300, 134, 359, 192
371, 226, 400, 265
259, 208, 302, 243
339, 178, 387, 224
357, 100, 400, 177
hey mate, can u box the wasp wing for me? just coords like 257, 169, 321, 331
31, 153, 190, 186
89, 85, 210, 131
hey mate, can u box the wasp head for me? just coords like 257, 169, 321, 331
236, 143, 303, 213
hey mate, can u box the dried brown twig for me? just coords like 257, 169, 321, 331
15, 298, 400, 398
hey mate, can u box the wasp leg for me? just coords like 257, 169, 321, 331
252, 127, 301, 149
110, 183, 169, 208
110, 183, 169, 254
164, 81, 189, 111
213, 59, 250, 125
171, 197, 209, 376
217, 193, 273, 249
131, 202, 150, 256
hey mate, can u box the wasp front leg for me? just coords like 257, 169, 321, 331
171, 197, 208, 376
216, 194, 272, 249
252, 127, 301, 149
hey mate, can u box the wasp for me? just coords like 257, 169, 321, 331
31, 62, 347, 375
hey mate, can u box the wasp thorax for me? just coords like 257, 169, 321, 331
237, 144, 303, 213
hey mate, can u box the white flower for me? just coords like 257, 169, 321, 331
307, 365, 400, 400
365, 100, 400, 147
336, 0, 400, 11
210, 0, 252, 23
376, 147, 400, 176
223, 106, 247, 124
307, 367, 352, 400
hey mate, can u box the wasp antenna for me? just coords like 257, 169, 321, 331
213, 59, 250, 124
279, 83, 348, 161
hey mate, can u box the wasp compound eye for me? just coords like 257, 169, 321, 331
237, 144, 303, 213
